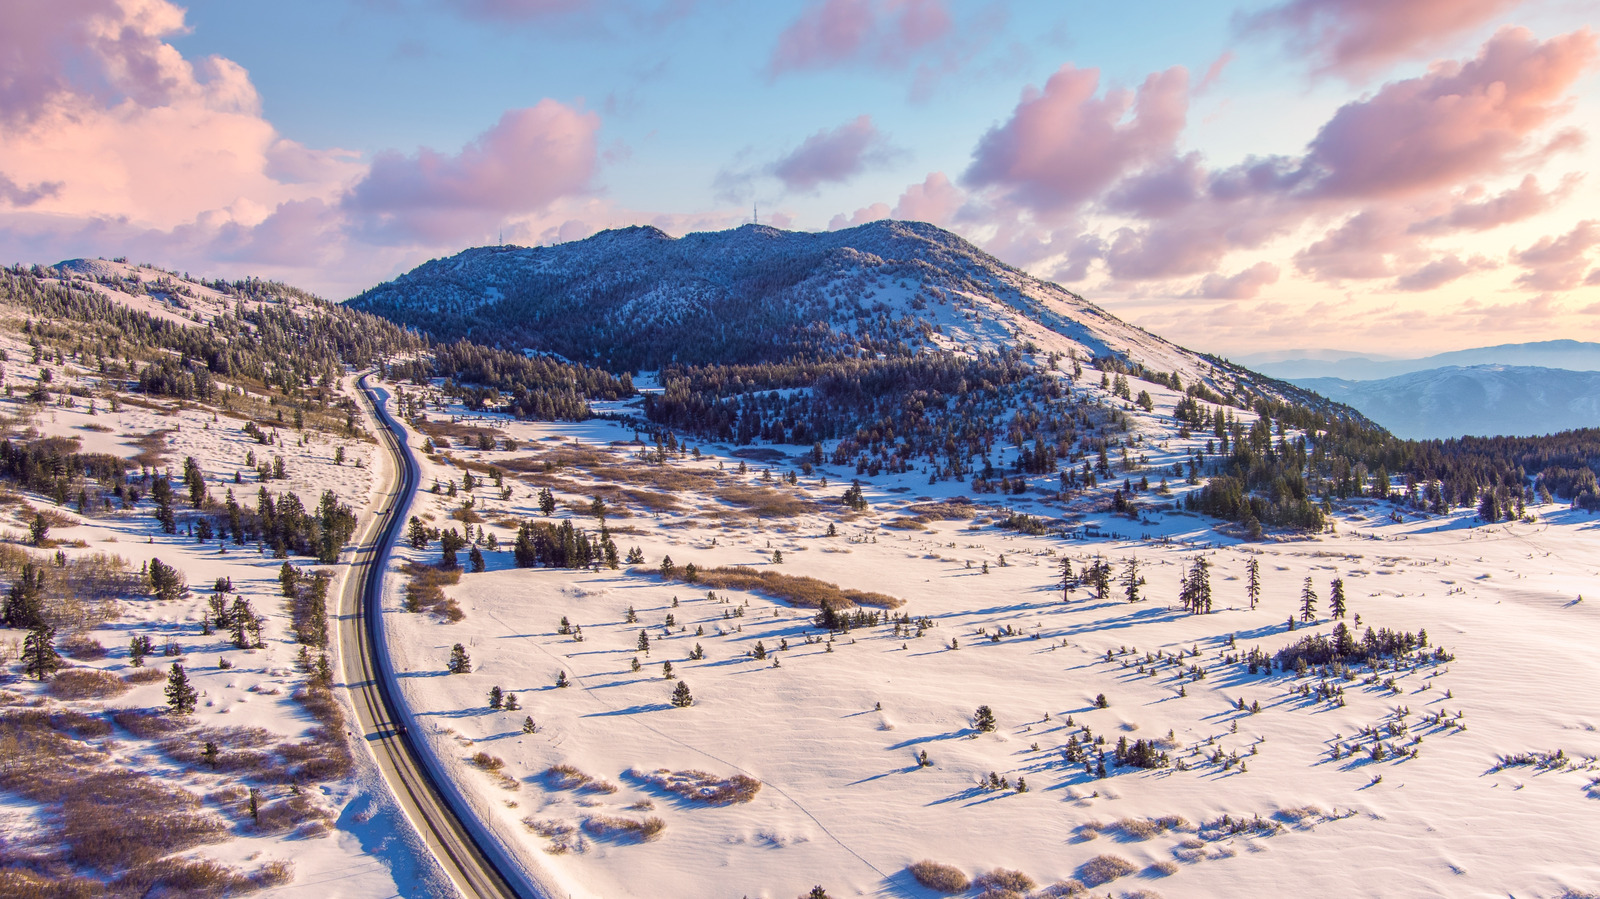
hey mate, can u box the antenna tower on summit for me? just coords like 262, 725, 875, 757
753, 203, 758, 226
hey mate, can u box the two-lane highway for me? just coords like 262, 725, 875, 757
340, 373, 527, 899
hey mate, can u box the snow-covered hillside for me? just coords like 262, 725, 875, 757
350, 222, 1247, 391
1294, 366, 1600, 439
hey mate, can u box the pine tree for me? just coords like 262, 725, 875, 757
522, 716, 538, 734
752, 641, 767, 661
22, 622, 62, 681
504, 692, 520, 711
1330, 577, 1347, 619
671, 680, 693, 707
2, 562, 46, 628
447, 643, 471, 674
807, 887, 829, 899
637, 629, 651, 654
555, 670, 570, 688
488, 686, 503, 709
1246, 557, 1261, 609
1300, 577, 1318, 622
538, 488, 556, 516
973, 705, 997, 733
1180, 556, 1212, 614
29, 512, 49, 546
1059, 557, 1074, 600
201, 740, 220, 769
129, 634, 153, 667
659, 555, 675, 578
165, 662, 198, 714
1121, 556, 1145, 603
662, 660, 674, 679
469, 545, 485, 573
408, 516, 430, 549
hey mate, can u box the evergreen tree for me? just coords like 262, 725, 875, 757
2, 562, 46, 628
1300, 577, 1318, 622
129, 634, 153, 667
1180, 556, 1212, 614
165, 662, 198, 714
504, 692, 520, 711
637, 629, 651, 654
1121, 556, 1145, 603
22, 621, 61, 681
1330, 577, 1347, 619
538, 488, 556, 516
1246, 557, 1261, 609
149, 557, 187, 602
555, 670, 570, 688
29, 512, 48, 546
973, 705, 997, 733
659, 555, 675, 578
447, 643, 471, 674
469, 544, 486, 573
522, 716, 538, 734
408, 516, 430, 549
662, 660, 674, 679
488, 686, 503, 709
1059, 557, 1074, 600
671, 679, 693, 707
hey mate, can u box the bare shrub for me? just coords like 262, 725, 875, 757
110, 708, 187, 739
545, 764, 619, 794
1149, 860, 1180, 877
252, 860, 294, 888
255, 790, 333, 834
58, 634, 107, 660
0, 867, 102, 898
1277, 805, 1326, 824
908, 859, 970, 893
1078, 854, 1136, 886
975, 868, 1035, 892
523, 817, 584, 854
629, 767, 762, 805
656, 565, 902, 610
1124, 891, 1165, 899
114, 855, 259, 896
471, 751, 505, 771
403, 561, 464, 621
1114, 816, 1187, 840
1035, 881, 1087, 897
49, 668, 128, 700
581, 814, 666, 842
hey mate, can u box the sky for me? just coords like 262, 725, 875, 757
1, 0, 1597, 358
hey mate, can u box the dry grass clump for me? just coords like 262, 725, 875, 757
110, 707, 187, 739
49, 668, 129, 700
58, 634, 107, 660
0, 866, 103, 898
974, 868, 1035, 893
656, 564, 903, 610
1035, 880, 1087, 897
1114, 816, 1188, 840
253, 789, 333, 834
975, 891, 1023, 899
1078, 854, 1136, 886
581, 815, 666, 842
629, 768, 762, 805
714, 485, 818, 519
1277, 805, 1326, 824
905, 499, 979, 519
403, 561, 463, 621
545, 764, 619, 794
907, 859, 970, 893
1124, 891, 1165, 899
121, 667, 166, 685
523, 818, 585, 855
1148, 860, 1180, 877
129, 430, 170, 468
882, 517, 929, 530
470, 752, 519, 791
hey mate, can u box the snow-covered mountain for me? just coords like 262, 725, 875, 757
352, 222, 1209, 379
1253, 339, 1600, 381
1292, 364, 1600, 439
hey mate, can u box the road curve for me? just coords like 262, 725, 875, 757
339, 373, 528, 899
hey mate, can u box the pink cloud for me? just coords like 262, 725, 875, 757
1512, 220, 1598, 291
1408, 173, 1576, 234
1391, 254, 1493, 291
344, 100, 600, 243
1293, 209, 1408, 280
1304, 27, 1597, 200
767, 0, 952, 76
828, 203, 891, 230
769, 115, 894, 193
964, 64, 1188, 215
891, 171, 963, 225
1241, 0, 1529, 79
1187, 261, 1281, 299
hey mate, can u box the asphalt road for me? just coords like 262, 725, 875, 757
339, 373, 527, 899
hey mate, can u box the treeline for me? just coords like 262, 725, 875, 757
0, 437, 126, 511
644, 349, 1123, 484
388, 339, 632, 420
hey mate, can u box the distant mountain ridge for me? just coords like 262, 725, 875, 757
350, 221, 1204, 377
1292, 365, 1600, 439
1252, 340, 1600, 381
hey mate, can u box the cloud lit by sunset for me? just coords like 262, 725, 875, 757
0, 0, 1594, 355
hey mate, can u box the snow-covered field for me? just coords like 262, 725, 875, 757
0, 319, 443, 896
378, 389, 1600, 899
